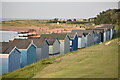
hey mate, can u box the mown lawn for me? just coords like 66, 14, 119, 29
2, 38, 118, 78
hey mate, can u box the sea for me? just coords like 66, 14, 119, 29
0, 30, 18, 42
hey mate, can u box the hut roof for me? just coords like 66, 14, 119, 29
40, 34, 68, 40
102, 24, 114, 28
87, 29, 104, 33
46, 38, 58, 45
28, 38, 47, 48
11, 39, 32, 49
72, 30, 94, 36
0, 42, 19, 54
67, 33, 77, 39
52, 33, 76, 40
97, 24, 114, 30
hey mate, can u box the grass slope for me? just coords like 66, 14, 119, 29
33, 39, 118, 78
2, 39, 118, 78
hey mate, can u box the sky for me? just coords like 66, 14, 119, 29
1, 1, 119, 19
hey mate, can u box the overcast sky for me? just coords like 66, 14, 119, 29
1, 2, 119, 19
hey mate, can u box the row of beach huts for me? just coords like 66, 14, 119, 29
0, 24, 115, 74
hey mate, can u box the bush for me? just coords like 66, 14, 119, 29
66, 21, 89, 24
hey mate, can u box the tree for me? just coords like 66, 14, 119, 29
73, 19, 76, 21
67, 19, 72, 21
53, 18, 59, 22
93, 9, 120, 25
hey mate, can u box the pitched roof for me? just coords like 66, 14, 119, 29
46, 38, 57, 45
52, 33, 77, 39
72, 30, 94, 36
40, 34, 68, 40
28, 38, 47, 48
11, 39, 32, 49
0, 42, 17, 54
81, 30, 94, 34
67, 33, 77, 39
97, 24, 114, 30
101, 24, 114, 29
87, 29, 104, 34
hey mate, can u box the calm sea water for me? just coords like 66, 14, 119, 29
0, 31, 19, 42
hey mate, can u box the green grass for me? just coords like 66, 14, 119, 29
33, 39, 118, 78
2, 38, 118, 78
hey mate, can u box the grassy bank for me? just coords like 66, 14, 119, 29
33, 39, 118, 78
2, 38, 118, 78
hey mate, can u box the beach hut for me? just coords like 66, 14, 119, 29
110, 26, 114, 39
101, 24, 114, 40
84, 33, 92, 47
29, 38, 49, 61
46, 38, 60, 55
0, 42, 21, 74
84, 30, 95, 46
97, 24, 114, 41
72, 30, 94, 47
97, 27, 108, 41
53, 32, 78, 51
92, 31, 98, 44
95, 28, 107, 42
87, 29, 105, 43
94, 30, 103, 43
71, 30, 85, 49
67, 33, 78, 51
40, 34, 70, 54
11, 39, 37, 67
